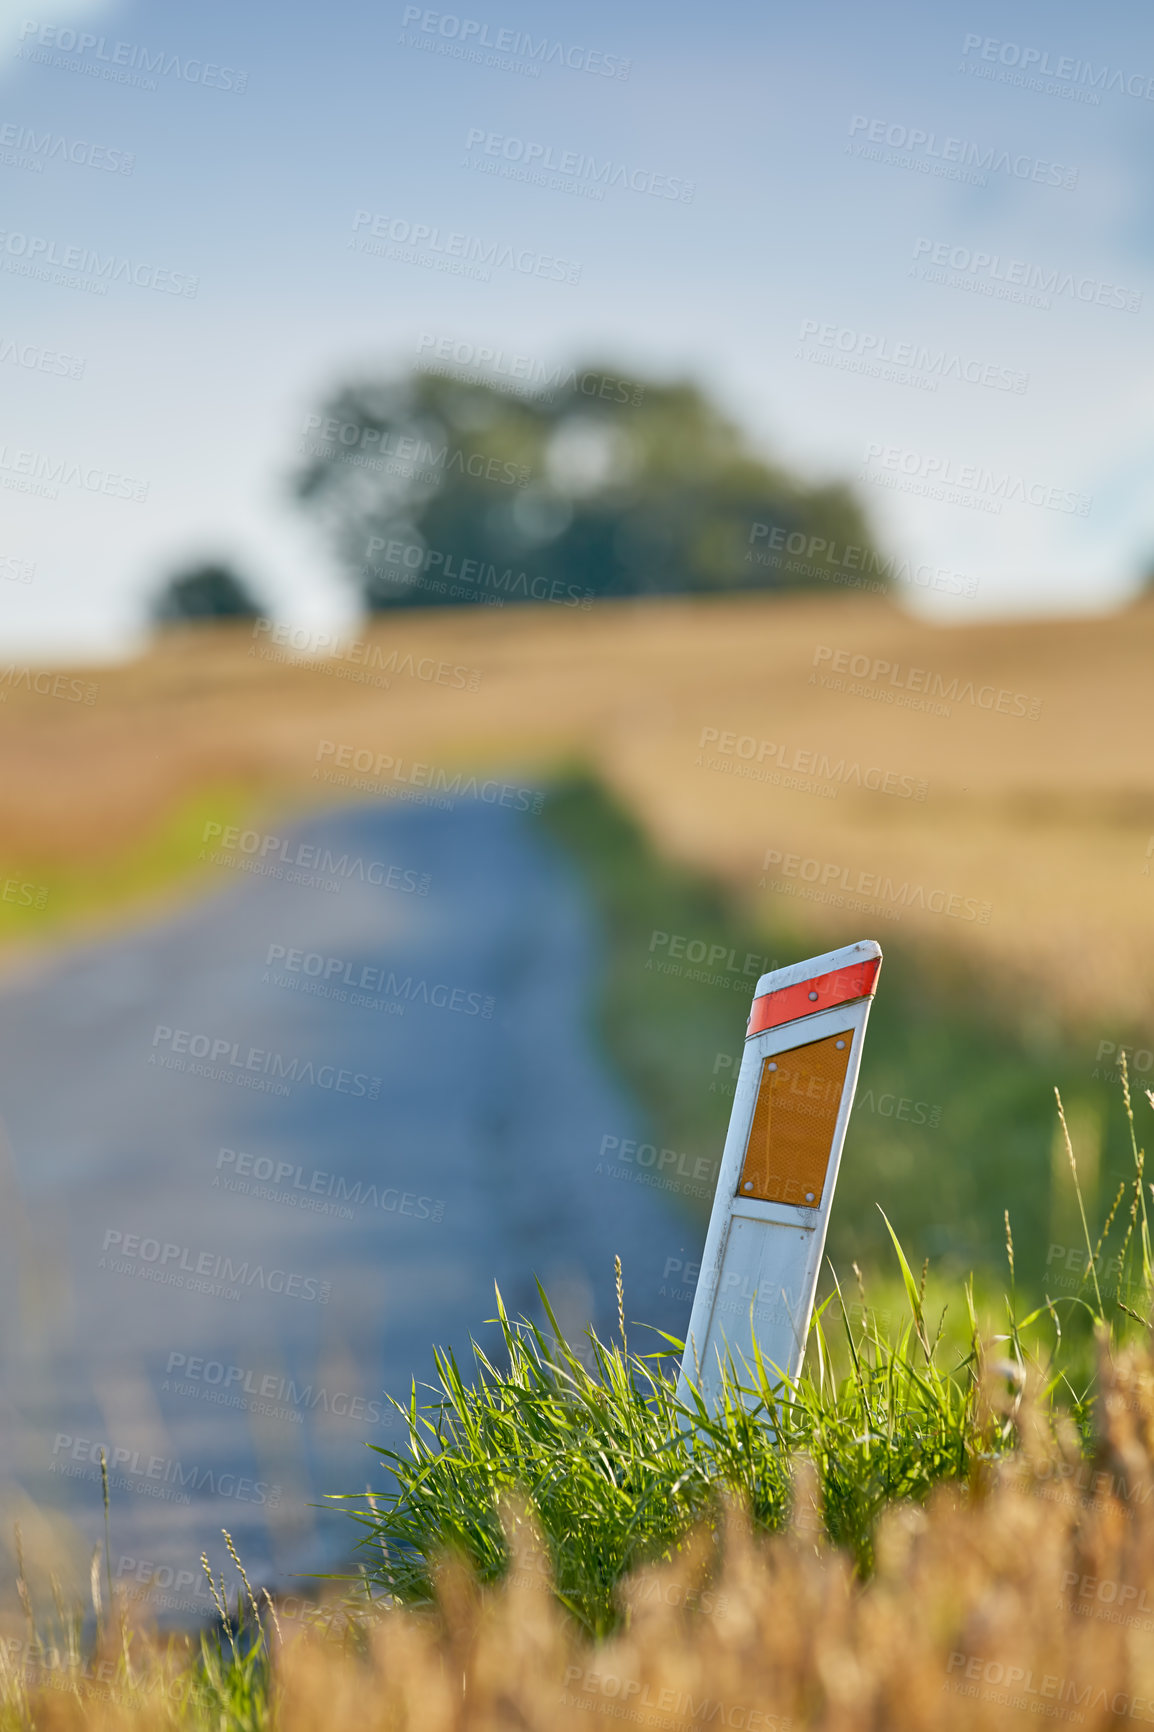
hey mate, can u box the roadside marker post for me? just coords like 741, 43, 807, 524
676, 940, 882, 1412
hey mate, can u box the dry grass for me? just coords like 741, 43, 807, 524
8, 1336, 1154, 1730
3, 592, 1154, 1021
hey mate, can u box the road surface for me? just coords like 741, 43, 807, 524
0, 798, 709, 1611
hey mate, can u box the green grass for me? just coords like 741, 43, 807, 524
341, 1276, 984, 1638
541, 771, 1145, 1303
343, 1063, 1153, 1639
0, 783, 258, 948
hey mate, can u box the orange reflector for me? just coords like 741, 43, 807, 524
736, 1030, 854, 1208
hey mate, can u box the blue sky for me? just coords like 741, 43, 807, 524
1, 0, 1151, 654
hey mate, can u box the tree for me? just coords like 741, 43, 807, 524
151, 561, 265, 624
293, 365, 885, 611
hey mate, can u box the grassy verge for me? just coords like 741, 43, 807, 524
0, 783, 259, 954
334, 1058, 1149, 1630
342, 1271, 986, 1639
541, 772, 1142, 1304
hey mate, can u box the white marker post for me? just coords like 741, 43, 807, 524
677, 940, 882, 1411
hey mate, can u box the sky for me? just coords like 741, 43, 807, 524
1, 0, 1152, 656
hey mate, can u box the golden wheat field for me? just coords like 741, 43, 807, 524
2, 592, 1151, 1024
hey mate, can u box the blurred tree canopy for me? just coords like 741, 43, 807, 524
293, 366, 885, 610
152, 561, 264, 624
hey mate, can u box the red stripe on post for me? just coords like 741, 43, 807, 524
745, 956, 882, 1038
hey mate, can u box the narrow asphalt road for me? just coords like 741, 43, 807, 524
0, 799, 709, 1604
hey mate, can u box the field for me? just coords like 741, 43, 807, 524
4, 592, 1154, 1725
3, 591, 1152, 1031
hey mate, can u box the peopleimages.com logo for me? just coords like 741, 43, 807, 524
945, 1649, 1154, 1719
51, 1434, 278, 1506
696, 725, 928, 801
349, 210, 582, 285
250, 616, 483, 691
645, 930, 780, 989
796, 319, 1027, 395
314, 740, 546, 812
0, 227, 198, 297
910, 236, 1141, 314
214, 1147, 446, 1225
760, 849, 992, 925
960, 34, 1154, 102
0, 665, 96, 705
463, 128, 694, 201
860, 441, 1091, 517
0, 554, 36, 583
415, 335, 645, 404
0, 120, 134, 175
301, 412, 529, 488
747, 522, 977, 598
198, 821, 431, 896
0, 443, 148, 503
16, 20, 248, 92
162, 1351, 393, 1427
99, 1228, 332, 1304
149, 1024, 382, 1099
1091, 1039, 1154, 1082
263, 939, 496, 1021
0, 876, 47, 909
398, 8, 631, 78
811, 645, 1042, 720
847, 114, 1078, 188
0, 334, 85, 379
597, 1133, 719, 1200
363, 535, 594, 609
561, 1669, 786, 1727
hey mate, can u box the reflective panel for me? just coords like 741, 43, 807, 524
737, 1031, 853, 1207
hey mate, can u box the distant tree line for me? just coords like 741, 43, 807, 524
151, 363, 886, 621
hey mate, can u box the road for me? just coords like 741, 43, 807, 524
0, 798, 707, 1609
